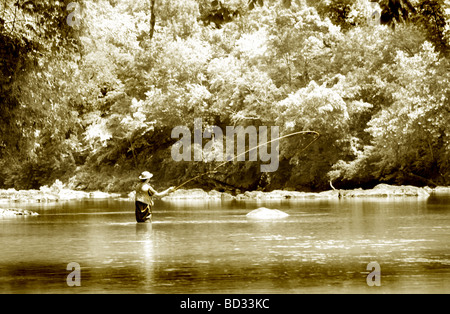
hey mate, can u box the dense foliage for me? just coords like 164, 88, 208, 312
1, 0, 449, 192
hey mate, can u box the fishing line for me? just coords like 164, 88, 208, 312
173, 130, 321, 191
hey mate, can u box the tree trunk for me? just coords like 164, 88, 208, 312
149, 0, 156, 42
129, 138, 138, 168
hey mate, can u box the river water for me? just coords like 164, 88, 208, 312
1, 193, 449, 294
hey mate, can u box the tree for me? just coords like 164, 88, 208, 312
1, 0, 449, 191
414, 0, 449, 54
0, 0, 83, 187
379, 0, 416, 27
330, 42, 450, 186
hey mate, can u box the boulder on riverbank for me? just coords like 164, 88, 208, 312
433, 186, 450, 194
339, 184, 431, 198
0, 208, 39, 217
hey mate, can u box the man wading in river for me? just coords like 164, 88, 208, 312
135, 171, 175, 222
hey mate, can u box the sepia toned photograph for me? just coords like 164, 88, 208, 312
1, 0, 449, 299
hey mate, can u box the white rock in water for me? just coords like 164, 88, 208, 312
0, 208, 39, 217
246, 207, 289, 219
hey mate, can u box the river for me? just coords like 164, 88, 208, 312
1, 193, 449, 293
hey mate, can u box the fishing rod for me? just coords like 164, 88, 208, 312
173, 130, 321, 191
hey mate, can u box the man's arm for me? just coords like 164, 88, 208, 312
147, 185, 175, 197
156, 187, 175, 197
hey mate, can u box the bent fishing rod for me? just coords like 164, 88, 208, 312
173, 130, 321, 191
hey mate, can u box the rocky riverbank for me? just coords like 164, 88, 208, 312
432, 186, 450, 194
162, 184, 436, 201
0, 187, 122, 203
1, 184, 446, 204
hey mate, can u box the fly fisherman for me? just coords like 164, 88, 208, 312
135, 171, 175, 222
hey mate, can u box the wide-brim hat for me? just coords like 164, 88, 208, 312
139, 171, 153, 180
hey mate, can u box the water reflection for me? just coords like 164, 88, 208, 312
0, 196, 449, 293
